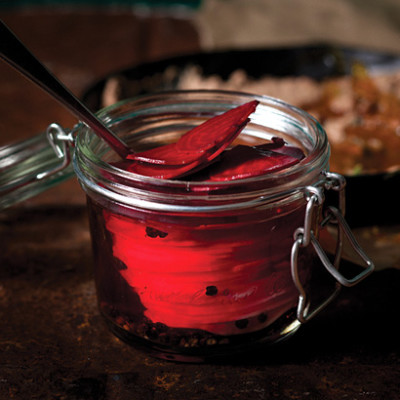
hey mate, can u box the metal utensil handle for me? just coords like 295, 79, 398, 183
0, 20, 131, 158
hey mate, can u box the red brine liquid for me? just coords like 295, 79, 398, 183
87, 101, 316, 359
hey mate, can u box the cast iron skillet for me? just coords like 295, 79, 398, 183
82, 44, 400, 228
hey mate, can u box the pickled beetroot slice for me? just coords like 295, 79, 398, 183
126, 100, 258, 178
109, 158, 201, 180
126, 158, 202, 179
204, 144, 303, 181
128, 100, 258, 165
105, 210, 301, 334
176, 100, 258, 152
127, 142, 205, 166
125, 121, 243, 179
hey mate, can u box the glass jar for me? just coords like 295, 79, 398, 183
0, 90, 374, 362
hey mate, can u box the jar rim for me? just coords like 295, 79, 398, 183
73, 90, 330, 210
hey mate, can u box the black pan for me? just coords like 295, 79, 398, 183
82, 44, 400, 228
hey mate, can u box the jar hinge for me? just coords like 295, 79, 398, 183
290, 171, 375, 323
36, 123, 75, 180
0, 122, 76, 210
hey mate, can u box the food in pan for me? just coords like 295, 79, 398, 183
100, 62, 400, 176
176, 65, 400, 175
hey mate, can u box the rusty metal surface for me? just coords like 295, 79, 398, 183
1, 10, 400, 400
1, 204, 400, 399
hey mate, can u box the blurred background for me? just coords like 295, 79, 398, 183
2, 0, 400, 52
1, 0, 400, 203
196, 0, 400, 53
1, 4, 400, 399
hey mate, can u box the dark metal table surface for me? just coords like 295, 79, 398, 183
1, 9, 400, 400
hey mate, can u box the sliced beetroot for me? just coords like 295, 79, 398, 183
125, 101, 258, 179
128, 142, 205, 166
127, 100, 258, 166
203, 144, 302, 181
176, 100, 259, 152
127, 125, 243, 179
109, 158, 201, 180
126, 158, 203, 179
198, 118, 250, 161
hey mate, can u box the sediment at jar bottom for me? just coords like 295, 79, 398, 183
101, 304, 301, 362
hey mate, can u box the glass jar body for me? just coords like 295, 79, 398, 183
74, 91, 330, 361
87, 189, 316, 361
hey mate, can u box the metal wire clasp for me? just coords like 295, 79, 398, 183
36, 123, 75, 180
0, 122, 77, 210
290, 172, 375, 323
